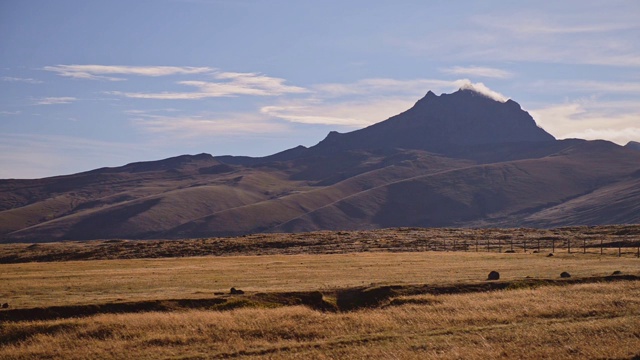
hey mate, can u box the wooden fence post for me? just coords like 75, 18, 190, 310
552, 239, 555, 253
568, 239, 571, 254
619, 241, 622, 257
583, 239, 586, 254
601, 238, 603, 255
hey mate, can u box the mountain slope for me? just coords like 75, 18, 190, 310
273, 141, 640, 232
162, 151, 474, 238
522, 172, 640, 227
1, 88, 639, 242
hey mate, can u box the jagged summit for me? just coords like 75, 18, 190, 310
457, 83, 508, 102
313, 89, 555, 155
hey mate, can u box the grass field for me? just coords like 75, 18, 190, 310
1, 228, 640, 359
1, 280, 639, 359
2, 251, 639, 310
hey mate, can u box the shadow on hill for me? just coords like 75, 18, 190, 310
64, 198, 162, 240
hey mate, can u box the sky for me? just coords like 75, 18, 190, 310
1, 0, 639, 179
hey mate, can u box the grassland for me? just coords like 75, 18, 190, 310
1, 226, 640, 359
2, 251, 640, 310
1, 281, 639, 359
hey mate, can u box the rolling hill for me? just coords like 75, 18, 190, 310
1, 89, 639, 242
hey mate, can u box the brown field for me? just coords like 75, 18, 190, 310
2, 251, 640, 310
1, 227, 640, 359
2, 225, 639, 263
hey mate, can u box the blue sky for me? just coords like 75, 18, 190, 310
1, 0, 639, 178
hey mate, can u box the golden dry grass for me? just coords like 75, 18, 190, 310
2, 233, 639, 359
1, 281, 639, 359
2, 251, 639, 309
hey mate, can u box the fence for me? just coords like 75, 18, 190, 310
422, 237, 640, 257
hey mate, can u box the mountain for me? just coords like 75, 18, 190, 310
312, 89, 555, 155
2, 89, 639, 242
626, 141, 640, 151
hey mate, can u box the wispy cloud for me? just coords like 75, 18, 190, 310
456, 79, 508, 102
313, 78, 456, 97
530, 80, 640, 94
471, 13, 640, 67
262, 78, 508, 126
121, 76, 506, 130
261, 97, 415, 127
36, 97, 77, 105
112, 72, 308, 99
124, 108, 180, 115
530, 102, 640, 145
43, 65, 213, 81
475, 16, 638, 36
131, 113, 289, 137
2, 76, 43, 84
440, 66, 513, 79
389, 7, 640, 67
0, 110, 22, 115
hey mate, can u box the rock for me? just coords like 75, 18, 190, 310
612, 270, 622, 275
230, 287, 245, 295
1, 303, 8, 309
547, 253, 554, 257
560, 272, 571, 278
487, 271, 500, 280
504, 250, 516, 253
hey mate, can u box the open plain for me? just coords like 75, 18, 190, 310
1, 226, 640, 359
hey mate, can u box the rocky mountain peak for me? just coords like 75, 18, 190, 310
313, 89, 555, 155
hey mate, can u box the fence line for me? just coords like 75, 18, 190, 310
426, 238, 640, 257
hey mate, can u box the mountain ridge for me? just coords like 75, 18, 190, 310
1, 88, 639, 242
